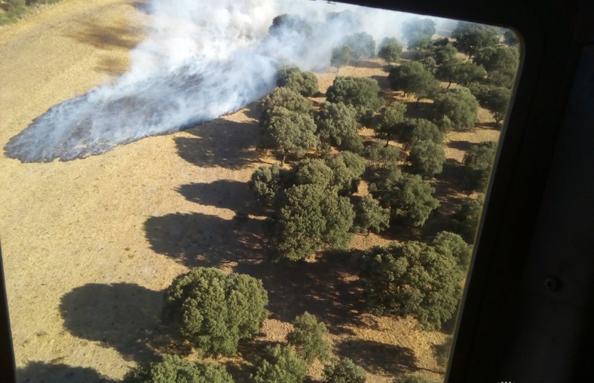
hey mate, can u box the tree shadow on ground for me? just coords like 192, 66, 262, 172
17, 361, 115, 383
177, 180, 257, 214
65, 20, 142, 51
144, 213, 267, 269
336, 339, 418, 376
447, 140, 474, 152
370, 75, 390, 91
175, 117, 261, 169
59, 283, 163, 363
404, 102, 435, 121
144, 212, 366, 334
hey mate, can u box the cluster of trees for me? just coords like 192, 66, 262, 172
127, 267, 368, 383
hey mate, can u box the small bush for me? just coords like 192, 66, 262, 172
287, 312, 331, 363
163, 268, 268, 355
123, 355, 234, 383
323, 358, 366, 383
251, 345, 307, 383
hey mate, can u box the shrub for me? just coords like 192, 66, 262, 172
376, 102, 407, 145
263, 107, 319, 163
251, 345, 307, 383
163, 268, 268, 355
326, 77, 383, 117
372, 173, 439, 227
354, 196, 391, 234
432, 88, 479, 131
276, 184, 354, 261
388, 62, 439, 101
315, 102, 359, 149
409, 139, 445, 177
378, 37, 403, 63
361, 242, 462, 329
463, 141, 497, 191
433, 231, 473, 272
277, 67, 319, 97
287, 312, 331, 363
323, 358, 366, 383
123, 355, 234, 383
250, 164, 284, 206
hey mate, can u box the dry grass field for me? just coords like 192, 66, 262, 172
0, 2, 499, 382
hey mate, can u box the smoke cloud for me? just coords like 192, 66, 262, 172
5, 0, 449, 162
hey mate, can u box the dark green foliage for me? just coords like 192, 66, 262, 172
164, 268, 268, 356
433, 231, 472, 272
409, 140, 445, 177
340, 134, 365, 154
326, 77, 383, 117
323, 358, 366, 383
402, 18, 436, 48
251, 345, 307, 383
123, 355, 234, 383
474, 45, 519, 78
263, 107, 319, 161
398, 118, 442, 145
250, 164, 284, 206
343, 32, 376, 59
378, 37, 403, 63
315, 102, 360, 149
354, 196, 391, 234
432, 88, 479, 131
431, 41, 458, 65
276, 184, 354, 261
326, 151, 366, 193
269, 14, 313, 38
388, 62, 439, 101
331, 46, 353, 68
463, 141, 497, 191
376, 102, 407, 145
261, 87, 312, 125
454, 197, 484, 243
361, 241, 462, 329
436, 61, 487, 87
287, 312, 331, 363
469, 83, 511, 125
295, 159, 334, 189
371, 173, 439, 227
452, 21, 499, 59
364, 142, 400, 167
277, 67, 319, 97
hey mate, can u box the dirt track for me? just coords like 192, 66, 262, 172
0, 2, 460, 382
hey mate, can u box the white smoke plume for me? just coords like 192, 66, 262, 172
5, 0, 449, 162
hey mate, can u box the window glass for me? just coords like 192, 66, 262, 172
0, 1, 520, 382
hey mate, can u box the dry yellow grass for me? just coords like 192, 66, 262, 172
0, 2, 500, 382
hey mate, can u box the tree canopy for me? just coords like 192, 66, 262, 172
123, 355, 234, 383
360, 241, 462, 329
389, 62, 439, 101
451, 21, 499, 59
435, 60, 487, 88
409, 139, 446, 177
378, 37, 403, 63
251, 345, 307, 383
402, 18, 436, 48
326, 76, 383, 117
433, 231, 472, 272
432, 88, 479, 131
262, 107, 319, 162
323, 358, 366, 383
342, 32, 376, 59
463, 141, 497, 191
261, 87, 312, 125
354, 196, 391, 235
376, 102, 407, 145
287, 312, 331, 363
277, 67, 319, 97
469, 83, 511, 125
163, 268, 268, 356
315, 102, 360, 149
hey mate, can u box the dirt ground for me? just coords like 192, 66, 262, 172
0, 2, 497, 382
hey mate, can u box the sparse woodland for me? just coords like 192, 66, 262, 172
9, 9, 518, 383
